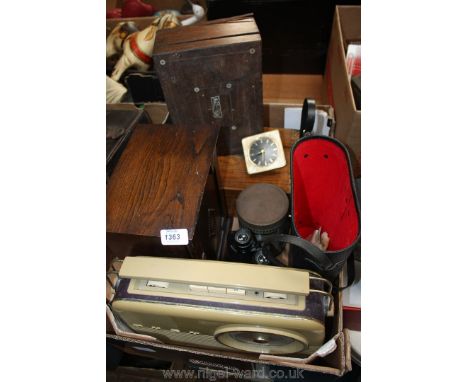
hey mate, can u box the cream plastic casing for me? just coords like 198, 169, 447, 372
118, 256, 308, 294
242, 129, 287, 174
111, 257, 326, 355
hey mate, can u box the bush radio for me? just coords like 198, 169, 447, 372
110, 257, 332, 355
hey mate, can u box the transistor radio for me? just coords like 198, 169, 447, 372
109, 257, 333, 355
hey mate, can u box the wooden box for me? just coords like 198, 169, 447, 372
106, 124, 229, 266
153, 16, 263, 155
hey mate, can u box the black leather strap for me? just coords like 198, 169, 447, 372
300, 98, 316, 138
259, 233, 334, 271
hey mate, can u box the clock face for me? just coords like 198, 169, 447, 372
249, 137, 279, 167
242, 130, 286, 175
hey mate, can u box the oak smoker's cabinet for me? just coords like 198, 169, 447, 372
106, 124, 229, 267
153, 15, 263, 155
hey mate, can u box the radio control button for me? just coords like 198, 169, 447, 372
226, 288, 246, 296
264, 292, 287, 299
146, 280, 169, 288
189, 284, 208, 292
208, 286, 226, 294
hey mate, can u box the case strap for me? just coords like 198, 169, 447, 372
300, 98, 316, 137
259, 234, 334, 271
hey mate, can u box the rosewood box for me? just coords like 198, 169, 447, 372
106, 123, 229, 267
153, 16, 263, 155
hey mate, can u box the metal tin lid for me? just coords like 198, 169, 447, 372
236, 184, 289, 234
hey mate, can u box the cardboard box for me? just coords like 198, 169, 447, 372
263, 74, 325, 104
324, 6, 361, 176
343, 259, 361, 332
106, 100, 347, 379
107, 309, 351, 378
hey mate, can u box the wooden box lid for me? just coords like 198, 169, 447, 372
154, 16, 260, 54
107, 124, 220, 238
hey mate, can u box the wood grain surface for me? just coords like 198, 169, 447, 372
155, 18, 260, 47
107, 124, 220, 238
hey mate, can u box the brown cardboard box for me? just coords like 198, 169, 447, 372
263, 74, 325, 104
324, 6, 361, 176
106, 100, 348, 381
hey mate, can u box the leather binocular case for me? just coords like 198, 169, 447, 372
288, 135, 360, 281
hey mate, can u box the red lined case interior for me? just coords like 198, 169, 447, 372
292, 138, 359, 251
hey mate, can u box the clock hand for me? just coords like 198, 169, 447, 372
252, 149, 265, 157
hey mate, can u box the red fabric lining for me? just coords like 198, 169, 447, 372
293, 139, 359, 251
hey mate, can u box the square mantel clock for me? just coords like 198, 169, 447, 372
242, 129, 286, 174
106, 124, 229, 268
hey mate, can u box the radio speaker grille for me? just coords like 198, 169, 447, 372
136, 325, 309, 355
139, 327, 231, 352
